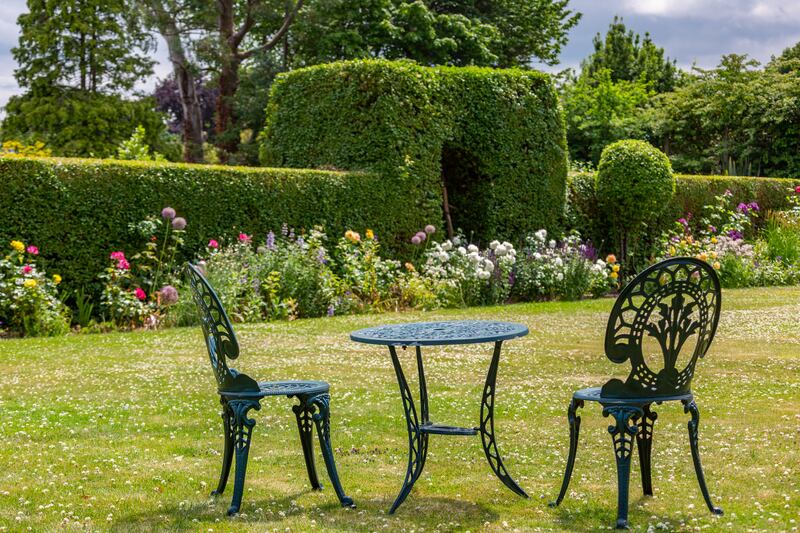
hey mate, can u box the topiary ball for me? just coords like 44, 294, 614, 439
596, 139, 675, 232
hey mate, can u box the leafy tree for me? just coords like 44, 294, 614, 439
2, 90, 167, 158
13, 0, 155, 93
117, 125, 166, 160
153, 77, 218, 139
581, 16, 679, 93
768, 40, 800, 74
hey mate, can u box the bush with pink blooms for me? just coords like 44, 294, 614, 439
0, 240, 69, 336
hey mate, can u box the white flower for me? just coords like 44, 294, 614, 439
467, 244, 479, 253
489, 240, 500, 250
495, 245, 507, 256
458, 246, 467, 255
548, 240, 556, 249
533, 252, 542, 260
502, 241, 513, 249
477, 269, 491, 280
483, 259, 494, 272
452, 236, 461, 246
535, 229, 547, 241
554, 257, 563, 267
441, 241, 453, 251
556, 272, 564, 281
595, 259, 606, 268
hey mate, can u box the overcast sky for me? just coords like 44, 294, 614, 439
1, 0, 799, 110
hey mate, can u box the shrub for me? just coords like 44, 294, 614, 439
0, 156, 422, 297
596, 140, 675, 263
261, 59, 568, 244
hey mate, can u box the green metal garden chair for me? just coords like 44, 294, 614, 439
550, 257, 723, 529
186, 263, 354, 515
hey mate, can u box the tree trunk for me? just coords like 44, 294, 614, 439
214, 0, 240, 163
145, 0, 204, 163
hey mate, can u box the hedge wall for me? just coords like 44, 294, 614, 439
260, 59, 568, 243
0, 156, 418, 294
568, 172, 800, 251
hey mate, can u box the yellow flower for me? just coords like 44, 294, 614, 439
711, 236, 717, 244
365, 229, 374, 240
713, 261, 721, 270
53, 274, 62, 285
404, 262, 416, 272
710, 251, 718, 259
23, 279, 37, 288
612, 264, 620, 273
669, 246, 676, 255
609, 271, 619, 279
10, 240, 24, 252
606, 254, 617, 264
697, 252, 708, 261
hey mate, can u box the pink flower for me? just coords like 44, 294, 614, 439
161, 207, 176, 220
26, 245, 39, 255
424, 225, 436, 235
171, 217, 187, 230
411, 235, 421, 245
208, 239, 219, 249
134, 287, 146, 301
22, 265, 32, 274
110, 251, 126, 261
160, 285, 178, 305
238, 233, 252, 243
117, 259, 130, 270
795, 185, 800, 194
415, 231, 427, 242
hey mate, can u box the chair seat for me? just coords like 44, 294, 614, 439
222, 380, 330, 398
573, 386, 693, 405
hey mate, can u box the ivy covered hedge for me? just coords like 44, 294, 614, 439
260, 59, 568, 243
0, 156, 417, 293
568, 172, 800, 249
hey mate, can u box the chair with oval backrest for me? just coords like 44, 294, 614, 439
186, 263, 354, 515
550, 257, 723, 529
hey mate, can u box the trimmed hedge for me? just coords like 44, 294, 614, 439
0, 156, 421, 294
568, 172, 800, 251
261, 59, 568, 243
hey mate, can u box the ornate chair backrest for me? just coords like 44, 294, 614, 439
186, 263, 259, 394
602, 257, 722, 399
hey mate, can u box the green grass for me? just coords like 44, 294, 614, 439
1, 286, 799, 532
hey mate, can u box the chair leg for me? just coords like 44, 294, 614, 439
682, 399, 723, 515
603, 405, 642, 530
308, 394, 354, 507
211, 398, 235, 496
293, 401, 322, 491
227, 399, 261, 516
635, 404, 657, 496
550, 398, 584, 507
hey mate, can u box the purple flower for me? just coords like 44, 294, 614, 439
737, 202, 748, 213
266, 231, 276, 250
295, 236, 305, 248
415, 231, 427, 242
748, 202, 760, 212
411, 235, 422, 245
317, 248, 327, 264
579, 242, 598, 261
708, 225, 717, 234
724, 189, 733, 197
171, 217, 187, 230
289, 228, 295, 240
727, 229, 743, 240
160, 285, 178, 305
327, 305, 335, 317
678, 217, 689, 228
424, 224, 436, 235
161, 207, 176, 220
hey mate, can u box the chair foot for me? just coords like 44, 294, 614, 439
227, 399, 261, 516
551, 398, 584, 507
293, 401, 323, 491
603, 405, 642, 531
212, 398, 235, 497
683, 399, 723, 516
308, 394, 355, 508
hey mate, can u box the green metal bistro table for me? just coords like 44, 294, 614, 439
350, 320, 529, 513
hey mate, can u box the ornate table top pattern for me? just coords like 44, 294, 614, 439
350, 320, 528, 346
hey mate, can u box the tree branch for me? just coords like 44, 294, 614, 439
237, 0, 304, 60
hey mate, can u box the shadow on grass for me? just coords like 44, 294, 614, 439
112, 491, 499, 532
550, 494, 678, 531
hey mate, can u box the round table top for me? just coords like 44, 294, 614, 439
350, 320, 528, 346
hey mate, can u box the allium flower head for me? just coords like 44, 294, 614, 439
416, 231, 427, 242
160, 285, 178, 305
424, 225, 436, 235
411, 235, 421, 245
171, 217, 187, 230
161, 207, 176, 220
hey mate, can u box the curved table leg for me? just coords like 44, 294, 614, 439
683, 399, 723, 515
479, 341, 528, 498
550, 397, 584, 507
388, 346, 428, 514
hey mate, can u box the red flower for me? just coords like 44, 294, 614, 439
208, 239, 219, 249
110, 251, 126, 261
22, 265, 32, 274
26, 245, 39, 255
117, 259, 130, 270
134, 287, 146, 301
795, 185, 800, 194
238, 233, 252, 243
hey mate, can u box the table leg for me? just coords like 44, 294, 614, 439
388, 345, 429, 513
479, 341, 528, 498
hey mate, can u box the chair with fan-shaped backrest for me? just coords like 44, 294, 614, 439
550, 257, 723, 529
186, 263, 354, 515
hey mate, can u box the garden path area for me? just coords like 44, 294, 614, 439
1, 286, 799, 532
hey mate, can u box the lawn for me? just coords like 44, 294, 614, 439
1, 286, 799, 532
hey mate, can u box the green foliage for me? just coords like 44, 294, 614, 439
291, 0, 581, 67
117, 126, 165, 161
0, 156, 421, 297
14, 0, 154, 93
595, 140, 674, 259
261, 59, 568, 243
1, 90, 167, 158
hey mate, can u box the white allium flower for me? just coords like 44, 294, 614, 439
548, 239, 556, 249
595, 259, 606, 268
458, 246, 467, 255
554, 257, 563, 267
452, 236, 461, 245
483, 259, 494, 272
502, 241, 513, 249
533, 252, 542, 260
495, 245, 507, 256
556, 272, 564, 281
468, 244, 479, 253
489, 240, 500, 250
441, 241, 453, 251
477, 269, 491, 280
535, 229, 547, 241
